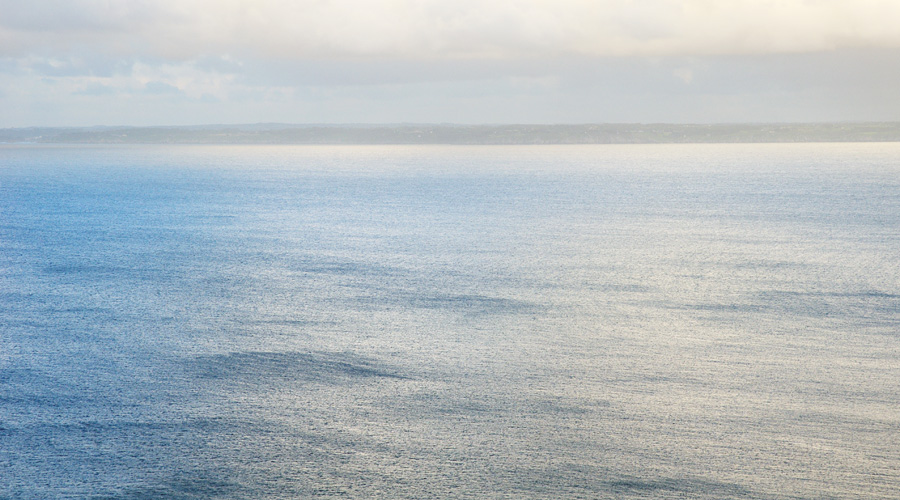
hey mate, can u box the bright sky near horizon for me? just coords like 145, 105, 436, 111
2, 0, 899, 126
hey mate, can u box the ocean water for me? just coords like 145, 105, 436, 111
1, 143, 899, 499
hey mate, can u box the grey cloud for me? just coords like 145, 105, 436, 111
1, 2, 899, 126
229, 48, 900, 100
0, 57, 17, 73
15, 55, 129, 78
143, 81, 182, 95
73, 82, 117, 95
0, 0, 164, 32
4, 47, 900, 126
234, 57, 564, 88
191, 55, 245, 74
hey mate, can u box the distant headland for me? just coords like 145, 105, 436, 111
3, 122, 900, 145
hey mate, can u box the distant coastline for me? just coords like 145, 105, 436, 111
3, 122, 900, 145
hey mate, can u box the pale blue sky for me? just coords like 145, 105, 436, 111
2, 0, 899, 126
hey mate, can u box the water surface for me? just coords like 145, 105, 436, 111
2, 144, 899, 499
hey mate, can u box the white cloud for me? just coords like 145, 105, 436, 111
1, 0, 899, 60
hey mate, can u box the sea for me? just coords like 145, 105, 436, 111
1, 143, 898, 499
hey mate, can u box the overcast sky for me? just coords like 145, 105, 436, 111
2, 0, 900, 126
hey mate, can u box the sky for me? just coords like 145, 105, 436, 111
2, 0, 900, 127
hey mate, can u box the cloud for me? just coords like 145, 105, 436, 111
73, 82, 116, 95
2, 1, 899, 126
672, 68, 693, 84
143, 81, 181, 94
1, 0, 899, 61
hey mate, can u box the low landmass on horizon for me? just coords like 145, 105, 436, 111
3, 123, 900, 145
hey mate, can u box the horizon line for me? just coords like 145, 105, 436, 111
5, 120, 900, 130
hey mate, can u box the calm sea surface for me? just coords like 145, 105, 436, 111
2, 144, 899, 499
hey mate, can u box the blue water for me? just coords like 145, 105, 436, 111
2, 144, 899, 499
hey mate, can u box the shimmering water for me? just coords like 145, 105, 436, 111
2, 143, 899, 499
